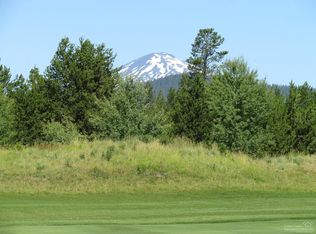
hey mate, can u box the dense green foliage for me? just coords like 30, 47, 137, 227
9, 69, 49, 144
168, 28, 316, 156
42, 121, 79, 144
171, 27, 227, 143
171, 73, 210, 142
172, 56, 316, 155
0, 29, 316, 156
287, 82, 316, 153
0, 64, 15, 144
150, 75, 290, 99
0, 65, 15, 144
45, 37, 119, 135
88, 78, 169, 141
150, 74, 181, 96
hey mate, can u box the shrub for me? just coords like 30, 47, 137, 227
42, 121, 79, 144
88, 78, 169, 141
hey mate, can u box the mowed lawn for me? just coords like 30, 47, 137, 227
0, 191, 315, 234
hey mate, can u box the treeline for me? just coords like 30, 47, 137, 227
150, 74, 182, 96
150, 75, 290, 98
0, 29, 316, 156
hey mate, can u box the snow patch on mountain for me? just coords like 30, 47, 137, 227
120, 52, 188, 81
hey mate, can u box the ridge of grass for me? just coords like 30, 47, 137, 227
0, 138, 315, 194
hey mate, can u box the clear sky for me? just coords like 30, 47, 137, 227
0, 0, 315, 86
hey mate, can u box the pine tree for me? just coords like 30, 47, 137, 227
172, 73, 210, 142
187, 28, 228, 80
171, 27, 227, 142
10, 69, 49, 144
46, 38, 119, 135
0, 64, 15, 144
0, 63, 12, 93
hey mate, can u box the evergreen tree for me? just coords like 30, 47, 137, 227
0, 64, 15, 144
46, 38, 119, 135
0, 63, 12, 93
172, 73, 210, 142
10, 69, 49, 144
171, 27, 228, 142
150, 74, 182, 97
187, 28, 228, 80
0, 91, 14, 145
167, 88, 177, 108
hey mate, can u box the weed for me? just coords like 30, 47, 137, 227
118, 143, 126, 150
90, 167, 108, 179
102, 145, 115, 161
159, 134, 173, 145
136, 165, 146, 175
52, 153, 58, 159
292, 156, 303, 166
36, 163, 45, 171
90, 149, 97, 157
64, 158, 72, 168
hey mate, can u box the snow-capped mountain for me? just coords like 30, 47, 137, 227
120, 52, 188, 81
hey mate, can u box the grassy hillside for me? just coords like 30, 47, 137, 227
0, 139, 315, 194
1, 139, 315, 233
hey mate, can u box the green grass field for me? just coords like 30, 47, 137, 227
0, 191, 315, 233
0, 139, 315, 233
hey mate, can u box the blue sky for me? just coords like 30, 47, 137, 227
0, 0, 315, 86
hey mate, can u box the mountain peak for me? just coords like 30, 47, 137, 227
120, 52, 188, 81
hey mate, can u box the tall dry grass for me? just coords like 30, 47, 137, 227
0, 138, 315, 194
